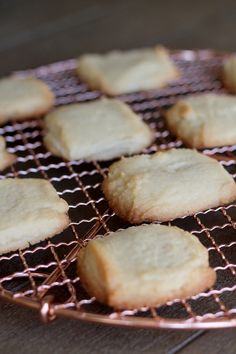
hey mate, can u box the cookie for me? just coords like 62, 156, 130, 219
44, 98, 154, 161
0, 136, 16, 171
0, 77, 55, 124
165, 93, 236, 148
77, 224, 216, 309
77, 46, 180, 95
0, 178, 69, 254
222, 56, 236, 93
102, 149, 236, 223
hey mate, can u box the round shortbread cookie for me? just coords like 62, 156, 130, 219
0, 136, 16, 171
0, 77, 55, 124
44, 97, 154, 161
77, 46, 180, 95
102, 148, 236, 223
0, 178, 69, 254
222, 56, 236, 93
77, 224, 216, 309
165, 93, 236, 148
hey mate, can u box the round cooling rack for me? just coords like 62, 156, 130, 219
1, 49, 236, 330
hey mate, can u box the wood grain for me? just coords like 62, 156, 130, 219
0, 299, 201, 354
0, 0, 236, 76
178, 330, 236, 354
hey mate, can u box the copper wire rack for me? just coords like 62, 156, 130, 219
1, 49, 236, 330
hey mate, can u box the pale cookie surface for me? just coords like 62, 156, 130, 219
165, 93, 236, 148
0, 77, 55, 124
222, 56, 236, 93
44, 98, 154, 161
77, 46, 179, 95
77, 224, 216, 309
0, 136, 16, 171
102, 149, 236, 223
0, 178, 69, 254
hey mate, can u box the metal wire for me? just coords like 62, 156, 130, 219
1, 50, 236, 329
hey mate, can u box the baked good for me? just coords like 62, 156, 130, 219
77, 46, 180, 95
77, 224, 216, 309
102, 148, 236, 223
165, 93, 236, 148
44, 97, 154, 161
222, 56, 236, 93
0, 178, 69, 254
0, 136, 16, 170
0, 77, 55, 124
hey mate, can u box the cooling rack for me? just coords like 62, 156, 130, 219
1, 49, 236, 330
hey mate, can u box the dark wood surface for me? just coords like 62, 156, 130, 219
1, 1, 236, 353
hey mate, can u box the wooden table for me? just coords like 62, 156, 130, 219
1, 1, 236, 353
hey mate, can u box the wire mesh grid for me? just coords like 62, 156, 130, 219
1, 49, 236, 329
